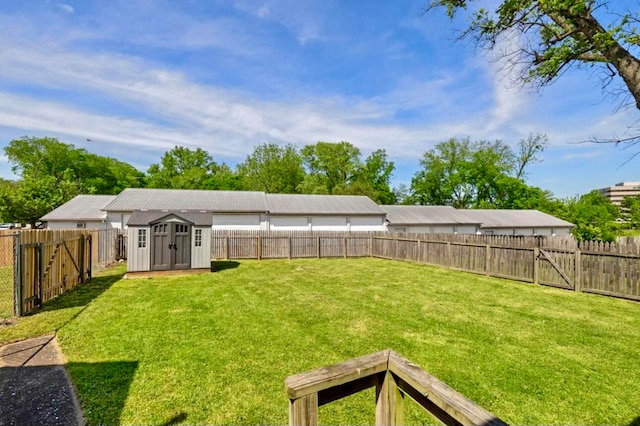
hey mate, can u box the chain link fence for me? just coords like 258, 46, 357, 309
0, 232, 16, 319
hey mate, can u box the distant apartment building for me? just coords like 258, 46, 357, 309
598, 181, 640, 205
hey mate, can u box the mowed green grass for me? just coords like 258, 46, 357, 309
6, 258, 640, 425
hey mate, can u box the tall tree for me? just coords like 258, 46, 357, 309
237, 143, 305, 193
409, 136, 550, 208
301, 141, 362, 194
350, 149, 397, 204
427, 1, 640, 149
147, 146, 222, 189
427, 1, 640, 108
560, 190, 619, 241
0, 172, 81, 227
2, 136, 144, 225
621, 195, 640, 227
4, 136, 144, 194
515, 133, 548, 179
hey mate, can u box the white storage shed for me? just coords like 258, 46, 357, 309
126, 211, 212, 273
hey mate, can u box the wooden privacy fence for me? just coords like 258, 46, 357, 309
17, 229, 92, 315
372, 236, 640, 302
212, 233, 373, 260
285, 349, 506, 426
211, 232, 640, 302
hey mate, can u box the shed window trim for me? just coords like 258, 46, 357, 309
138, 229, 147, 248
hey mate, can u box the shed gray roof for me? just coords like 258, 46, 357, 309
458, 209, 574, 229
381, 205, 479, 225
41, 195, 116, 221
266, 194, 385, 215
127, 211, 213, 226
103, 188, 268, 213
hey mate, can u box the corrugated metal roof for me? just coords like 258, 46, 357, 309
41, 195, 116, 221
127, 211, 213, 226
103, 188, 268, 213
266, 194, 385, 215
458, 209, 574, 228
381, 205, 479, 225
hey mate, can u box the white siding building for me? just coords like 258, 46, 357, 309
382, 205, 573, 236
266, 194, 386, 232
41, 195, 116, 229
382, 205, 479, 234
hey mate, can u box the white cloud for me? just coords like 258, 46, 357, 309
0, 8, 636, 178
58, 4, 74, 14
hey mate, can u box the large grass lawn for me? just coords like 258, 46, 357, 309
3, 258, 640, 425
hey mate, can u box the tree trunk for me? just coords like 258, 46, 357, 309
574, 13, 640, 110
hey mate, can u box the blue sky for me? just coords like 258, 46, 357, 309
0, 0, 638, 198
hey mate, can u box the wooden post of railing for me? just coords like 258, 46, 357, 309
574, 249, 581, 292
285, 349, 507, 426
375, 371, 403, 425
289, 393, 318, 426
533, 247, 539, 285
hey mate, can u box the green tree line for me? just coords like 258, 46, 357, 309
0, 135, 635, 241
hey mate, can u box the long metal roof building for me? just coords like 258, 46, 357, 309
266, 194, 384, 215
102, 188, 269, 213
41, 195, 116, 221
458, 209, 574, 229
381, 205, 478, 225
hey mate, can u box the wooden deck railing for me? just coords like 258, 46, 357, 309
285, 349, 507, 426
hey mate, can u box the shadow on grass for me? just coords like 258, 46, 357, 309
41, 269, 124, 313
212, 260, 240, 272
160, 412, 188, 425
66, 360, 138, 425
629, 417, 640, 426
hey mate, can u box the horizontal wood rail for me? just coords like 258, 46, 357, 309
285, 349, 507, 426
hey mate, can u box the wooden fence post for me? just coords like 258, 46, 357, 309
533, 247, 539, 285
289, 393, 319, 426
446, 242, 451, 267
79, 235, 85, 284
317, 237, 321, 259
344, 237, 348, 259
370, 236, 373, 257
574, 249, 581, 292
225, 236, 230, 260
375, 371, 404, 426
485, 244, 491, 276
288, 237, 292, 259
394, 237, 398, 260
257, 236, 262, 260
